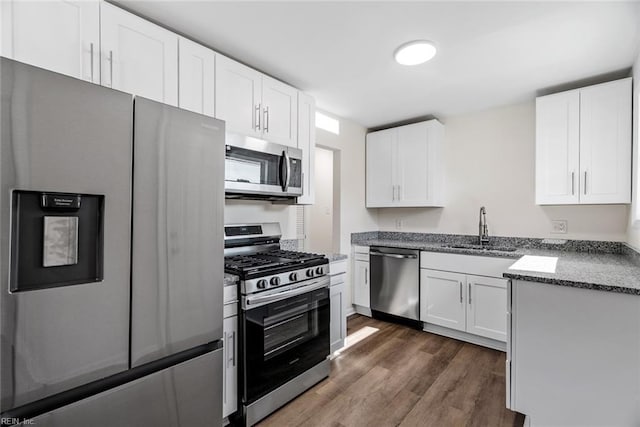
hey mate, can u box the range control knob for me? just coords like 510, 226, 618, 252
257, 279, 268, 289
316, 267, 324, 275
306, 269, 315, 278
289, 272, 298, 281
270, 277, 281, 287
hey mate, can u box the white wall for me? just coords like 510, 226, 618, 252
626, 51, 640, 249
315, 111, 378, 313
376, 101, 629, 241
308, 147, 334, 253
224, 200, 296, 238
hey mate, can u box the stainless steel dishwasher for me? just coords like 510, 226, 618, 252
370, 246, 420, 321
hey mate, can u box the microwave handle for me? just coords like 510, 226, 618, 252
280, 150, 290, 192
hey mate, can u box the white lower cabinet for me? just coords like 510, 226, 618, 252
420, 270, 466, 331
353, 256, 370, 309
420, 259, 508, 343
329, 267, 347, 354
466, 275, 507, 341
222, 314, 237, 419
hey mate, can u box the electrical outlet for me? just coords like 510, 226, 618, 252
395, 219, 403, 230
551, 220, 567, 234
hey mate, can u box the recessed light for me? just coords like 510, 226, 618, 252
394, 40, 437, 66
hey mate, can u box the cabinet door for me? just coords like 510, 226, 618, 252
330, 280, 346, 354
466, 275, 507, 342
535, 90, 580, 205
100, 2, 178, 106
1, 0, 99, 83
420, 269, 466, 331
262, 75, 298, 147
396, 121, 442, 206
215, 55, 262, 138
296, 92, 316, 204
353, 259, 370, 308
579, 78, 632, 204
366, 129, 395, 207
178, 37, 215, 117
222, 315, 238, 418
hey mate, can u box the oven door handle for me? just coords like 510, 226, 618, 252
245, 279, 328, 308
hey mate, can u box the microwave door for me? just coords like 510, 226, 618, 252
280, 150, 289, 192
225, 145, 283, 196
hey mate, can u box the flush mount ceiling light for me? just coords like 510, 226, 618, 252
394, 40, 437, 66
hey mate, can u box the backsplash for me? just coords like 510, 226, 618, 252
280, 239, 302, 251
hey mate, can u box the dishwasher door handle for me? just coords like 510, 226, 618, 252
370, 251, 417, 259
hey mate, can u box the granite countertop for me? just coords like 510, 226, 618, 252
326, 253, 348, 262
352, 233, 640, 295
503, 250, 640, 295
224, 273, 238, 286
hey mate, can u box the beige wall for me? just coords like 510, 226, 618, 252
308, 147, 334, 253
376, 101, 629, 241
626, 52, 640, 248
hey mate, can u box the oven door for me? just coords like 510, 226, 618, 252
241, 279, 329, 404
224, 133, 302, 198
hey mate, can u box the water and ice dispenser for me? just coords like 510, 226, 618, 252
10, 190, 105, 292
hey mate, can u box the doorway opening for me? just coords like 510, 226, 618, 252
306, 146, 340, 254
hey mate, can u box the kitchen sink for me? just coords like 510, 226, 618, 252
442, 243, 517, 252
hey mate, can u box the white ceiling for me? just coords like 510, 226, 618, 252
115, 1, 640, 129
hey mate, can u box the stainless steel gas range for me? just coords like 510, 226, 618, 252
224, 223, 330, 426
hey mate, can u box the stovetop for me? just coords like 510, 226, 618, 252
224, 249, 327, 277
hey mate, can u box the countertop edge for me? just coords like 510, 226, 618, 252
503, 272, 640, 296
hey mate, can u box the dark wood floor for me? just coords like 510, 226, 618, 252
257, 314, 524, 427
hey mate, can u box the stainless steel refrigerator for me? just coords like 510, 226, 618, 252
0, 58, 225, 426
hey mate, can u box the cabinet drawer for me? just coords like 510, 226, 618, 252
353, 245, 369, 254
330, 273, 345, 286
329, 260, 347, 275
420, 252, 515, 278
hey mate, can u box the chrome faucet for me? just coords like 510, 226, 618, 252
479, 206, 489, 246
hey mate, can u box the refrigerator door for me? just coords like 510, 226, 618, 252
31, 348, 223, 427
131, 97, 225, 367
0, 59, 133, 411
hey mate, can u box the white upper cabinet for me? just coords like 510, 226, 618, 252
579, 79, 632, 204
535, 91, 580, 204
261, 76, 298, 147
178, 37, 215, 117
1, 0, 100, 83
100, 2, 178, 106
366, 120, 445, 208
297, 93, 316, 205
215, 55, 298, 147
215, 55, 262, 138
366, 128, 395, 207
535, 78, 631, 205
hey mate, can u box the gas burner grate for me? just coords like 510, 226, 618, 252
255, 249, 325, 261
224, 255, 277, 270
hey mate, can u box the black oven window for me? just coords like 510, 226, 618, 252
242, 288, 330, 403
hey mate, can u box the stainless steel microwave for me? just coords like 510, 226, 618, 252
224, 133, 303, 200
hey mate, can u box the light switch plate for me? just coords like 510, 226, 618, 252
395, 219, 403, 230
551, 220, 567, 234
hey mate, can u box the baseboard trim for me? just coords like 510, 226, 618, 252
352, 305, 372, 317
423, 323, 506, 352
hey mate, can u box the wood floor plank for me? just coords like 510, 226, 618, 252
256, 315, 524, 427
